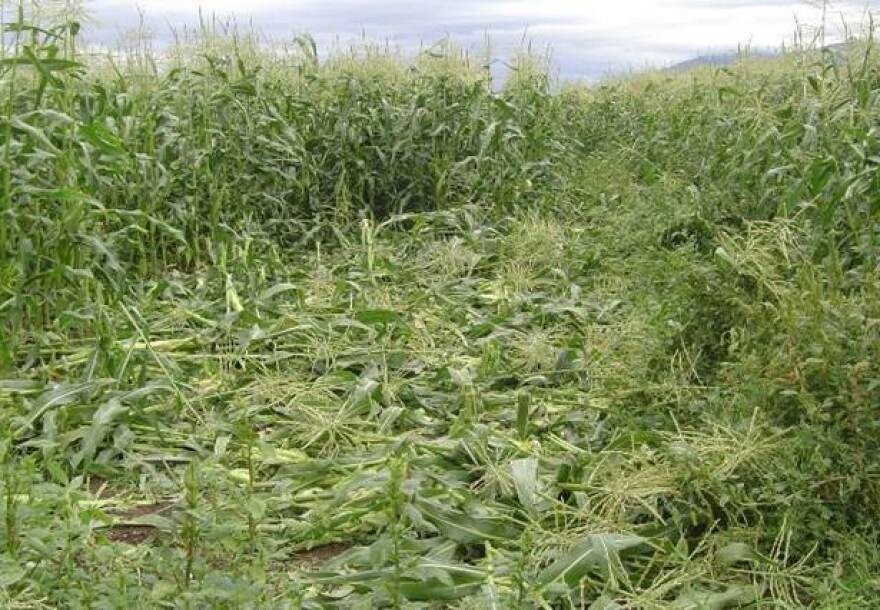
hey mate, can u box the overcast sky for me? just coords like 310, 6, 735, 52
79, 0, 876, 80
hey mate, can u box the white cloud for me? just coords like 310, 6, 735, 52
81, 0, 878, 78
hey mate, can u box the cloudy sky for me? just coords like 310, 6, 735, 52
80, 0, 876, 80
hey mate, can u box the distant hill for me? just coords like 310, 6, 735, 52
668, 50, 777, 71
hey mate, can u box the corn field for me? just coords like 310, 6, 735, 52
1, 5, 880, 609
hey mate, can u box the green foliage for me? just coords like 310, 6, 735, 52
2, 7, 880, 608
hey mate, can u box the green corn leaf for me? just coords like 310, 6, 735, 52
355, 309, 400, 325
537, 533, 647, 589
72, 398, 129, 468
14, 381, 110, 437
510, 457, 540, 514
416, 500, 519, 544
671, 585, 758, 609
